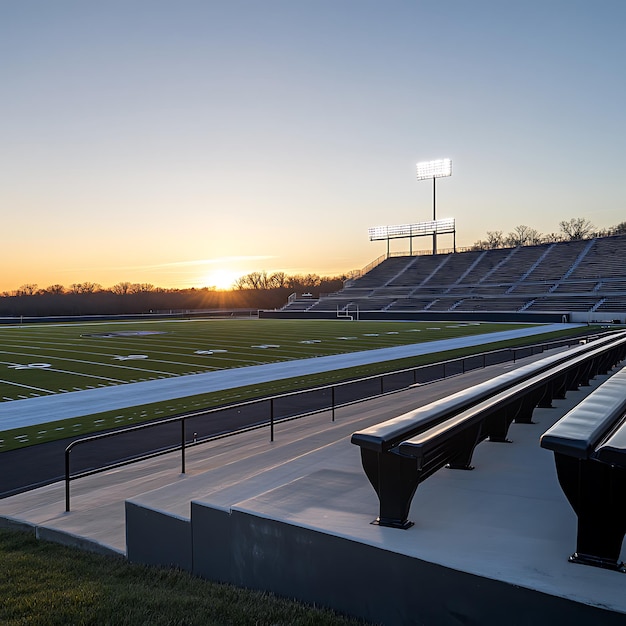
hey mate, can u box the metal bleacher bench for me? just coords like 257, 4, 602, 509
351, 332, 626, 530
540, 365, 626, 572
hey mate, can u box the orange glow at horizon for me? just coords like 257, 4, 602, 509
202, 269, 243, 290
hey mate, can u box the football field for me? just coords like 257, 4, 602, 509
0, 318, 575, 450
0, 318, 536, 402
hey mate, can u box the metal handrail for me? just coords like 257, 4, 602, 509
63, 332, 604, 510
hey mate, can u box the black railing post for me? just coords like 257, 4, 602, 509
270, 398, 274, 442
65, 448, 71, 512
181, 417, 186, 475
332, 386, 335, 422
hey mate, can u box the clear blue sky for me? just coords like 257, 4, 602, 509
1, 1, 624, 291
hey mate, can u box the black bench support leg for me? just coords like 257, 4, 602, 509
553, 373, 568, 400
487, 404, 519, 443
537, 382, 554, 408
554, 454, 626, 572
360, 448, 420, 529
514, 389, 543, 424
446, 423, 483, 469
565, 368, 580, 391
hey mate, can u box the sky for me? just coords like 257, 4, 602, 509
1, 1, 625, 292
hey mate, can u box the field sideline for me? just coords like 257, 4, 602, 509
0, 318, 582, 451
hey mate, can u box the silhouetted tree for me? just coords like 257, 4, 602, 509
471, 230, 507, 250
111, 282, 132, 295
287, 274, 321, 289
486, 231, 505, 248
505, 225, 542, 247
129, 283, 155, 293
267, 272, 288, 288
44, 284, 66, 294
559, 217, 594, 240
17, 284, 38, 296
234, 272, 271, 290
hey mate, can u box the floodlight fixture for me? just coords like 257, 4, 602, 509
416, 157, 452, 254
368, 219, 455, 241
368, 219, 456, 257
416, 158, 452, 180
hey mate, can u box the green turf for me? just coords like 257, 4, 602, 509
0, 318, 531, 401
0, 320, 597, 452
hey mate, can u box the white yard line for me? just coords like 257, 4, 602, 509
0, 379, 57, 395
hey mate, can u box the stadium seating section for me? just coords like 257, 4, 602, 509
284, 234, 626, 317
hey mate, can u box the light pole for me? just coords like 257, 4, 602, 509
416, 158, 452, 255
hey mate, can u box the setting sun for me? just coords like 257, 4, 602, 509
204, 269, 241, 290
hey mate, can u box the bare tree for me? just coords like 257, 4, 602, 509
267, 272, 288, 289
233, 272, 269, 290
69, 282, 101, 294
129, 283, 155, 293
252, 272, 269, 289
287, 274, 320, 289
44, 284, 66, 294
80, 282, 101, 293
485, 231, 505, 248
470, 239, 488, 251
17, 284, 39, 296
505, 225, 542, 247
542, 232, 562, 244
559, 217, 594, 241
111, 282, 132, 295
232, 276, 248, 290
527, 229, 544, 246
610, 221, 626, 235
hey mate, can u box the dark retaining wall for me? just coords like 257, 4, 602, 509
260, 310, 568, 323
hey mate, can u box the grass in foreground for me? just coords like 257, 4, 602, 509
0, 528, 366, 626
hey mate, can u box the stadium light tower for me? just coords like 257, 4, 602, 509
416, 158, 452, 254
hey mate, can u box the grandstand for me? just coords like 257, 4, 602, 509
280, 234, 626, 323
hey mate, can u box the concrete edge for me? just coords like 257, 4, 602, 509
0, 514, 124, 558
38, 525, 124, 558
0, 515, 37, 534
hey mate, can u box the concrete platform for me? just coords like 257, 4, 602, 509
2, 350, 626, 624
1, 359, 532, 554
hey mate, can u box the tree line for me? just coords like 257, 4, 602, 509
0, 275, 345, 317
470, 218, 626, 251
